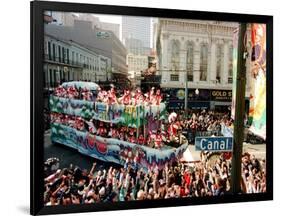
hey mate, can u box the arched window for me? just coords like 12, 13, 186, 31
170, 40, 180, 71
186, 41, 194, 81
200, 43, 208, 81
216, 44, 224, 83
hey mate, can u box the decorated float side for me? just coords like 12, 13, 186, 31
50, 82, 188, 171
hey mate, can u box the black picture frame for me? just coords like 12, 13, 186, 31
31, 1, 273, 215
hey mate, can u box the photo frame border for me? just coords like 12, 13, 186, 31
30, 1, 273, 215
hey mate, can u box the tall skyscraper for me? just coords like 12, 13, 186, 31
122, 16, 151, 48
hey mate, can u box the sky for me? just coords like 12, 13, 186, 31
94, 14, 122, 25
95, 14, 154, 48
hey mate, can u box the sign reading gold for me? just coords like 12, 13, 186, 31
211, 90, 232, 101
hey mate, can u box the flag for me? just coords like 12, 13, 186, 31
249, 24, 266, 140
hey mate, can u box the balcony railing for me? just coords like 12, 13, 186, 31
44, 55, 83, 68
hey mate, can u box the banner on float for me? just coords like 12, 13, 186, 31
50, 123, 188, 170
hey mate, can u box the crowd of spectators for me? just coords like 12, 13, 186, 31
175, 110, 232, 133
44, 150, 266, 206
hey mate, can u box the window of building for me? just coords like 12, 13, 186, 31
186, 41, 194, 82
228, 45, 233, 83
52, 43, 56, 61
58, 45, 61, 62
170, 74, 179, 81
83, 56, 86, 68
72, 51, 74, 65
49, 69, 53, 87
64, 48, 67, 64
216, 44, 224, 83
66, 49, 69, 64
48, 41, 51, 60
200, 43, 208, 81
62, 47, 65, 63
170, 40, 180, 71
80, 54, 83, 65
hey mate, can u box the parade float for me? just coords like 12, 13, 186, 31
49, 82, 188, 170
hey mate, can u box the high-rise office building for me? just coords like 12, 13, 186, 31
122, 16, 151, 48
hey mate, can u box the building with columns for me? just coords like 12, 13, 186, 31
154, 19, 247, 110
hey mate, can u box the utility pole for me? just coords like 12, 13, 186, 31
231, 23, 247, 194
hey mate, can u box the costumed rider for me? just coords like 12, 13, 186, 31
96, 87, 104, 102
106, 84, 117, 120
67, 85, 78, 99
119, 89, 131, 105
149, 87, 155, 105
167, 112, 179, 142
85, 118, 97, 134
97, 122, 107, 137
147, 130, 156, 148
107, 84, 117, 105
154, 130, 163, 149
137, 134, 145, 145
155, 89, 162, 105
54, 85, 66, 97
108, 123, 118, 138
75, 117, 84, 131
133, 88, 143, 106
81, 87, 93, 101
128, 128, 136, 143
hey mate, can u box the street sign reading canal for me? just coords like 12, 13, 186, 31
195, 137, 233, 152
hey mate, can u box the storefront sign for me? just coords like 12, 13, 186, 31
211, 90, 232, 101
176, 89, 185, 100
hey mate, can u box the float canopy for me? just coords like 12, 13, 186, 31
61, 81, 100, 91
